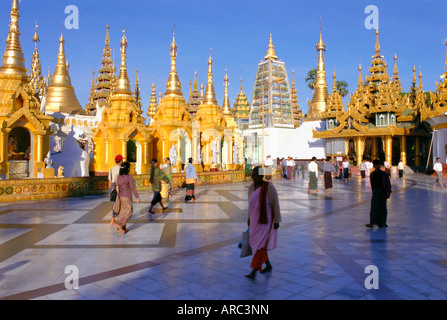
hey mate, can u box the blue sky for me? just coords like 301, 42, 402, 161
1, 0, 446, 115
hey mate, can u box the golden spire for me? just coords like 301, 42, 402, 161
222, 68, 231, 115
264, 34, 278, 61
45, 32, 84, 114
202, 52, 218, 105
114, 29, 132, 94
134, 69, 142, 108
240, 75, 244, 92
332, 69, 337, 92
418, 68, 423, 90
194, 70, 198, 91
147, 80, 158, 119
358, 63, 363, 87
165, 29, 182, 96
29, 22, 45, 95
308, 22, 328, 118
0, 0, 26, 76
375, 29, 381, 55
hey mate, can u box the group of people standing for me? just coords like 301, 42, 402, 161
108, 155, 198, 234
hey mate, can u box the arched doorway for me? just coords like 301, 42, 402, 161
127, 139, 142, 175
8, 127, 32, 179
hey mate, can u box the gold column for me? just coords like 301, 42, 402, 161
121, 139, 127, 161
400, 135, 407, 165
372, 137, 378, 160
415, 137, 421, 166
105, 139, 110, 167
385, 136, 392, 164
356, 137, 364, 166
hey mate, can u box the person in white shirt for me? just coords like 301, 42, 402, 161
265, 155, 273, 180
342, 158, 351, 182
308, 157, 319, 193
398, 160, 404, 179
433, 157, 444, 190
286, 157, 294, 180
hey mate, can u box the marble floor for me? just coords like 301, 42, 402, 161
0, 172, 446, 300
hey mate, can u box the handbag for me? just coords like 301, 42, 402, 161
186, 177, 195, 184
110, 189, 117, 202
240, 231, 252, 257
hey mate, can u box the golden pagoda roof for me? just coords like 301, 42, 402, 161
44, 33, 84, 114
114, 30, 132, 95
264, 34, 278, 61
165, 30, 182, 97
0, 0, 26, 77
307, 25, 328, 120
202, 53, 218, 105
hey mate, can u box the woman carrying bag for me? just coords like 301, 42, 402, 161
112, 162, 140, 234
245, 166, 281, 280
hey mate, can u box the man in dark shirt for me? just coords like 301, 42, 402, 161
366, 159, 392, 228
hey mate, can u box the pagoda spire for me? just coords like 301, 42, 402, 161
45, 32, 83, 114
165, 29, 182, 96
358, 63, 363, 87
264, 34, 278, 61
391, 52, 402, 92
0, 0, 26, 76
134, 68, 142, 109
29, 22, 45, 96
147, 80, 158, 119
222, 68, 231, 115
202, 52, 217, 105
308, 21, 329, 118
114, 29, 132, 94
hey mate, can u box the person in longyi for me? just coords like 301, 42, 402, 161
245, 166, 281, 280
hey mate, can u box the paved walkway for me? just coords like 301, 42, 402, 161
0, 172, 446, 300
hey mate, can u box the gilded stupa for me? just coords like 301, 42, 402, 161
249, 34, 294, 128
93, 30, 151, 175
85, 24, 116, 114
290, 70, 303, 127
232, 77, 250, 129
306, 26, 329, 121
0, 0, 52, 179
45, 33, 84, 115
151, 31, 192, 169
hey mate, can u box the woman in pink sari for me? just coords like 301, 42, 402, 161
245, 166, 281, 280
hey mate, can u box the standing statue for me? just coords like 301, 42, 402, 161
197, 143, 201, 164
233, 141, 239, 165
212, 139, 218, 165
44, 151, 53, 169
169, 143, 177, 166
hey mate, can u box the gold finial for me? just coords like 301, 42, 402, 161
418, 67, 423, 90
412, 65, 416, 84
194, 70, 198, 91
316, 18, 326, 52
332, 69, 337, 91
114, 29, 132, 94
0, 0, 26, 75
358, 63, 363, 87
264, 33, 278, 61
202, 52, 217, 104
105, 23, 110, 45
33, 22, 40, 43
375, 28, 380, 54
222, 67, 231, 114
240, 76, 243, 92
165, 29, 182, 95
